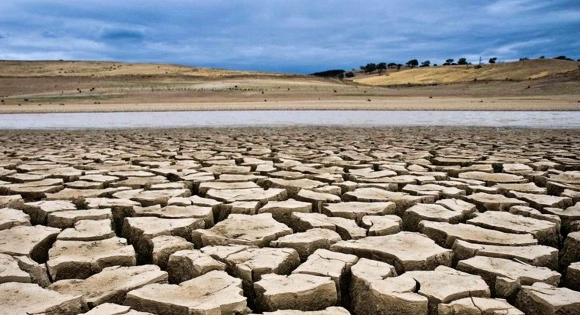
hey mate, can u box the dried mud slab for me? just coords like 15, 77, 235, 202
331, 232, 452, 274
193, 213, 292, 247
49, 265, 167, 307
125, 270, 247, 315
0, 282, 88, 314
2, 127, 580, 314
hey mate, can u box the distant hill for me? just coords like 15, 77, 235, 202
354, 59, 579, 86
0, 60, 286, 78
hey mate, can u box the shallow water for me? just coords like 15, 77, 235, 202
0, 110, 579, 129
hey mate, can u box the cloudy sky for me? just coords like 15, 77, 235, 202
0, 0, 578, 73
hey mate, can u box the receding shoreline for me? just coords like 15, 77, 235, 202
1, 97, 580, 114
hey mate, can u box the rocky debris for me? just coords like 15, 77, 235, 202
565, 262, 580, 290
57, 219, 115, 241
322, 201, 396, 223
467, 211, 560, 247
123, 216, 203, 263
292, 249, 358, 305
0, 207, 30, 230
258, 198, 312, 225
254, 273, 337, 312
452, 240, 558, 269
459, 171, 526, 185
420, 221, 537, 247
438, 297, 524, 315
193, 213, 292, 247
11, 255, 51, 287
47, 237, 136, 280
457, 256, 561, 298
343, 188, 433, 214
125, 270, 247, 315
167, 249, 226, 284
465, 192, 528, 212
0, 282, 87, 314
270, 228, 342, 261
514, 282, 580, 315
0, 253, 31, 284
21, 200, 76, 224
289, 212, 366, 240
0, 225, 60, 263
47, 208, 112, 228
295, 189, 341, 212
331, 232, 452, 274
560, 231, 580, 267
49, 265, 167, 307
361, 215, 402, 236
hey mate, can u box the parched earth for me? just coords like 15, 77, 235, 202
1, 126, 580, 315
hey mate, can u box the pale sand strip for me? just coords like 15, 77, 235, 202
1, 97, 579, 114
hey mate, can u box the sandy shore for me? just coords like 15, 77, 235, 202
1, 97, 580, 114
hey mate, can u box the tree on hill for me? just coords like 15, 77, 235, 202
489, 57, 497, 64
360, 63, 377, 74
554, 56, 567, 60
457, 58, 468, 65
344, 71, 355, 78
387, 62, 397, 68
310, 69, 346, 78
406, 59, 419, 68
377, 62, 387, 75
443, 58, 454, 66
420, 60, 430, 67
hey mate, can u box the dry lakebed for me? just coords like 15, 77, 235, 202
0, 126, 579, 314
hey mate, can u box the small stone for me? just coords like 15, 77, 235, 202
206, 187, 287, 204
565, 262, 580, 290
47, 208, 112, 228
560, 231, 580, 267
295, 189, 341, 212
22, 200, 76, 224
343, 188, 433, 215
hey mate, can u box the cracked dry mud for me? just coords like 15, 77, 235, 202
0, 127, 580, 315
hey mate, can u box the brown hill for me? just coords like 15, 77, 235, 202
355, 59, 579, 86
